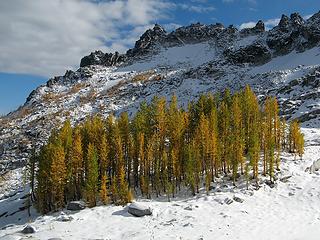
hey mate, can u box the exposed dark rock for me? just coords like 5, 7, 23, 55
280, 175, 292, 183
279, 14, 290, 30
21, 225, 36, 234
225, 43, 271, 65
128, 203, 152, 217
290, 12, 304, 27
80, 51, 126, 68
233, 196, 244, 203
297, 109, 320, 122
26, 89, 38, 104
224, 198, 233, 205
184, 206, 193, 211
66, 201, 86, 211
165, 23, 224, 46
267, 12, 320, 55
127, 24, 166, 56
265, 180, 276, 188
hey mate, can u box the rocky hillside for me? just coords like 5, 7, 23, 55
0, 11, 320, 175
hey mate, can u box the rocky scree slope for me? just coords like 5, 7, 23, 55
0, 11, 320, 177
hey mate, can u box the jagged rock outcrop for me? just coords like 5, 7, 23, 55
266, 13, 302, 55
80, 50, 126, 68
127, 24, 167, 56
240, 20, 265, 36
165, 22, 224, 46
267, 12, 320, 55
224, 42, 271, 65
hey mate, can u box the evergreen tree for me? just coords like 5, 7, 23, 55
86, 143, 98, 207
100, 174, 109, 205
50, 143, 67, 211
69, 127, 83, 200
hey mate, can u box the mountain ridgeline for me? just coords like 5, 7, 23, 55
79, 12, 320, 69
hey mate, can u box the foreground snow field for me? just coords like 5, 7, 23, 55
0, 128, 319, 240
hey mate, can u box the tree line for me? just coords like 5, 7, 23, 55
31, 86, 304, 213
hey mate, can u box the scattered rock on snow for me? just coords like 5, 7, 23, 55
233, 196, 244, 203
66, 201, 86, 211
306, 159, 320, 173
21, 224, 36, 234
265, 180, 276, 188
128, 202, 152, 217
280, 175, 292, 183
224, 198, 233, 205
184, 206, 193, 211
56, 212, 73, 222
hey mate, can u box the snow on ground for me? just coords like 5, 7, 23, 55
249, 46, 320, 74
234, 35, 258, 50
119, 43, 217, 72
0, 128, 320, 240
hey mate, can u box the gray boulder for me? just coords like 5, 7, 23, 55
66, 201, 86, 211
233, 196, 244, 203
21, 224, 36, 234
128, 203, 152, 217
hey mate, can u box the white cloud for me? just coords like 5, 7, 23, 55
171, 3, 215, 13
0, 0, 171, 77
265, 18, 280, 29
163, 23, 182, 32
239, 22, 256, 30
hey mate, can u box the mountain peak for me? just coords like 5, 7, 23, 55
290, 12, 304, 26
279, 14, 290, 29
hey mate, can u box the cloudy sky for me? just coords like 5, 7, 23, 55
0, 0, 319, 114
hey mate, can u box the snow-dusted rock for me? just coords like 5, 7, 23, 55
56, 212, 73, 222
308, 159, 320, 173
128, 202, 152, 217
66, 201, 86, 211
265, 180, 276, 188
184, 206, 193, 211
21, 224, 36, 234
233, 196, 244, 203
280, 175, 292, 183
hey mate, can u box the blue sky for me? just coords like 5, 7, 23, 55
0, 0, 319, 115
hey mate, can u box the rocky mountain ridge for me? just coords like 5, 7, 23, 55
80, 12, 320, 68
0, 11, 320, 176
